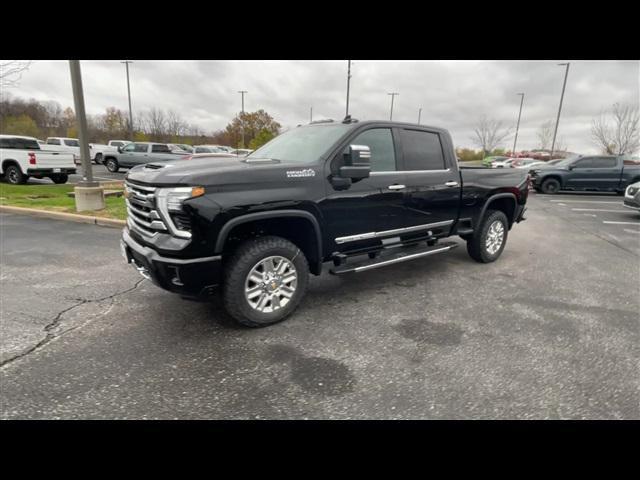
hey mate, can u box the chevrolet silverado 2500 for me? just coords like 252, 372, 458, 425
121, 118, 529, 327
1, 134, 76, 184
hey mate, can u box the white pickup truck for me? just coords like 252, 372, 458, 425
1, 135, 77, 184
90, 139, 131, 164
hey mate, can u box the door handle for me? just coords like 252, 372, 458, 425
445, 181, 459, 187
388, 184, 406, 190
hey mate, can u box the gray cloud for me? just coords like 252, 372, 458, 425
3, 60, 638, 153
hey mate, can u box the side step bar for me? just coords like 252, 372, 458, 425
330, 241, 459, 275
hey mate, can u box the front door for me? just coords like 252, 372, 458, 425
321, 127, 414, 252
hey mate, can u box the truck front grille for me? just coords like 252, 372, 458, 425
124, 181, 168, 237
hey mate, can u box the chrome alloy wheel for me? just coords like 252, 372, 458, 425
485, 220, 505, 255
244, 256, 298, 313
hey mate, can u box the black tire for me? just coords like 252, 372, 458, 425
223, 235, 309, 327
51, 174, 69, 184
466, 209, 509, 263
540, 177, 561, 194
95, 153, 103, 164
105, 158, 119, 172
5, 164, 26, 185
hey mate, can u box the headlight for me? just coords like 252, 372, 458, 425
156, 186, 205, 212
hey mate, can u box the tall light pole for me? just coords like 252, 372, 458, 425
310, 106, 313, 123
121, 61, 134, 140
345, 60, 352, 117
69, 60, 104, 211
550, 62, 570, 158
388, 92, 399, 121
238, 90, 247, 148
512, 93, 525, 157
418, 107, 422, 124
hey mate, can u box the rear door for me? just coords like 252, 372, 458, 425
398, 127, 460, 234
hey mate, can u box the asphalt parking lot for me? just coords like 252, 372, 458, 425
1, 191, 638, 419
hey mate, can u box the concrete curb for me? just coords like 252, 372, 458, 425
0, 205, 125, 228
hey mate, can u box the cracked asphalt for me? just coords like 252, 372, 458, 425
1, 191, 639, 419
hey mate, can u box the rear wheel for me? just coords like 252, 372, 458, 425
541, 178, 561, 194
223, 236, 309, 327
467, 209, 509, 263
51, 174, 69, 184
5, 165, 27, 184
105, 158, 119, 172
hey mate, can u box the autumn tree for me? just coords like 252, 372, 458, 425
1, 114, 41, 137
591, 103, 640, 155
471, 115, 512, 156
248, 128, 276, 150
219, 110, 281, 148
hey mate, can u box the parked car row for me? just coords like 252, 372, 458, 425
0, 134, 77, 184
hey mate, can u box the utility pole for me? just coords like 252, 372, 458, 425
418, 107, 422, 124
388, 92, 399, 121
345, 60, 352, 117
550, 62, 570, 158
310, 106, 313, 123
69, 60, 104, 211
121, 61, 134, 140
238, 90, 247, 148
512, 93, 525, 157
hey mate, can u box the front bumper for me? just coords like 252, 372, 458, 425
121, 227, 222, 297
27, 168, 77, 176
623, 198, 640, 210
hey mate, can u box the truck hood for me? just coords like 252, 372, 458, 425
125, 156, 320, 187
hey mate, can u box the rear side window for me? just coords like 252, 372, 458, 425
151, 144, 170, 153
64, 139, 79, 147
47, 138, 61, 145
399, 129, 446, 170
350, 128, 396, 172
591, 157, 618, 168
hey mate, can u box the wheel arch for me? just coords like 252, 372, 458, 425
478, 193, 517, 229
1, 158, 21, 174
215, 210, 323, 275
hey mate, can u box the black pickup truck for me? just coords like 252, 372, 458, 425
531, 155, 640, 194
121, 118, 528, 327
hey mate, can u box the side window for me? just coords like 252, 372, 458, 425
573, 158, 593, 168
64, 139, 79, 147
350, 128, 396, 172
591, 157, 617, 168
134, 144, 149, 153
47, 138, 61, 145
151, 144, 170, 153
0, 137, 10, 148
123, 143, 136, 152
399, 129, 446, 170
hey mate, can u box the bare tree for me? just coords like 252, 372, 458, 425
591, 103, 640, 155
471, 115, 512, 155
144, 107, 167, 141
0, 61, 33, 88
536, 120, 554, 150
166, 110, 188, 139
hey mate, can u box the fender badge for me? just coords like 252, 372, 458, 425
286, 169, 316, 178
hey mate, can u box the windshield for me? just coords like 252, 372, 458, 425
551, 155, 581, 168
247, 124, 351, 163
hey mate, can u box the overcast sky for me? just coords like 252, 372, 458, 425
3, 60, 639, 153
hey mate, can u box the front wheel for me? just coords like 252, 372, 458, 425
541, 178, 561, 194
223, 236, 309, 327
105, 158, 119, 172
467, 209, 509, 263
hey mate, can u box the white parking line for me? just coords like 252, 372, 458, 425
550, 200, 622, 204
603, 221, 640, 225
572, 208, 629, 213
623, 229, 640, 234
